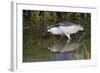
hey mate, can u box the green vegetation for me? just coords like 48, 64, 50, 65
23, 10, 91, 62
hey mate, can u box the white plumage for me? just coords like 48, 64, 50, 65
47, 22, 84, 42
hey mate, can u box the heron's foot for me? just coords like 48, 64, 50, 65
66, 34, 71, 43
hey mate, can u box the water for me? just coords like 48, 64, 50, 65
24, 52, 74, 62
23, 35, 91, 62
48, 41, 81, 53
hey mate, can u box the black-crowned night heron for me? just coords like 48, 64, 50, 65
47, 22, 84, 42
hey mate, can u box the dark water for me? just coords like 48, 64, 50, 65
23, 36, 91, 62
24, 52, 74, 62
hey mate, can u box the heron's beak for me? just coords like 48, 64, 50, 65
43, 28, 50, 33
39, 26, 48, 33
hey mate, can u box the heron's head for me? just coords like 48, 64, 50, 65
47, 29, 51, 32
47, 27, 54, 33
47, 26, 61, 35
47, 24, 55, 32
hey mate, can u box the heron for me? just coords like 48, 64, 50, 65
47, 22, 84, 43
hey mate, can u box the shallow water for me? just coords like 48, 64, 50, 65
24, 52, 74, 62
23, 35, 91, 62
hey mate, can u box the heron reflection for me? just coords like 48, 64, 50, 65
48, 41, 81, 53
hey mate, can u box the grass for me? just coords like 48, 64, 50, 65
74, 39, 91, 60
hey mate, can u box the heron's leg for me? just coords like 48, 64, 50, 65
66, 34, 71, 43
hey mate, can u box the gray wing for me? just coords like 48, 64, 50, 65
47, 22, 78, 29
58, 22, 78, 26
